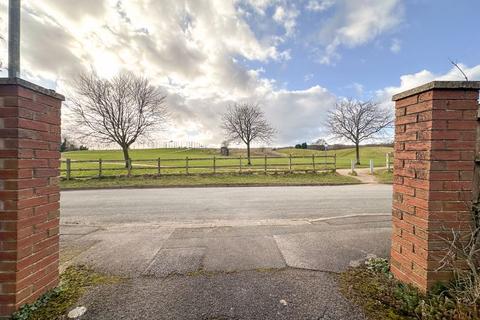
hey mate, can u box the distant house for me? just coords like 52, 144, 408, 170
308, 138, 328, 150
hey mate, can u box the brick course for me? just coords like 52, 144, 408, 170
391, 81, 480, 291
0, 79, 63, 317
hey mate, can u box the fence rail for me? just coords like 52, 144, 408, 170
61, 154, 337, 179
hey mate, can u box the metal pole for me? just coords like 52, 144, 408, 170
351, 159, 355, 174
8, 0, 21, 78
370, 159, 374, 175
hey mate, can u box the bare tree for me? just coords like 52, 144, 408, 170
221, 103, 275, 165
70, 72, 168, 168
327, 99, 393, 165
221, 140, 231, 148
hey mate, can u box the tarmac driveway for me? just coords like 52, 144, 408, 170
60, 184, 392, 320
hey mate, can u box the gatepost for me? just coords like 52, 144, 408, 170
0, 78, 64, 317
391, 81, 480, 291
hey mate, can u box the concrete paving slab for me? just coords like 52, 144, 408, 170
202, 236, 286, 272
60, 221, 392, 276
144, 247, 206, 277
168, 225, 313, 239
60, 225, 101, 235
60, 238, 99, 267
274, 228, 391, 272
322, 215, 391, 226
59, 234, 86, 242
73, 229, 174, 276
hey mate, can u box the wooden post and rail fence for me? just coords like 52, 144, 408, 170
61, 152, 396, 180
60, 154, 338, 180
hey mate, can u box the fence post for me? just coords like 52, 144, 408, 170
186, 156, 189, 175
312, 154, 316, 173
99, 158, 102, 178
386, 153, 391, 172
333, 154, 336, 172
127, 158, 132, 177
289, 154, 292, 172
239, 156, 242, 173
350, 159, 355, 174
264, 155, 267, 174
370, 159, 374, 174
66, 158, 71, 180
213, 156, 216, 174
157, 158, 161, 175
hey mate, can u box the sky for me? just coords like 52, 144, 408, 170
0, 0, 479, 148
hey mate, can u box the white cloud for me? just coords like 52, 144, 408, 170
390, 38, 401, 53
241, 0, 276, 15
305, 0, 335, 12
272, 5, 299, 37
304, 73, 314, 82
376, 64, 480, 108
9, 1, 476, 149
315, 0, 404, 64
262, 86, 336, 143
0, 0, 337, 147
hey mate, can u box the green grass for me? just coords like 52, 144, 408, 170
12, 266, 120, 320
61, 148, 221, 178
277, 146, 393, 169
374, 169, 393, 184
60, 147, 393, 179
61, 147, 219, 161
60, 172, 361, 190
340, 258, 480, 320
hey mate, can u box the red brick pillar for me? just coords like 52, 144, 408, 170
391, 81, 480, 291
0, 78, 63, 317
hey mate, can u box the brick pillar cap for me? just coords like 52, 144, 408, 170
0, 77, 65, 101
392, 81, 480, 101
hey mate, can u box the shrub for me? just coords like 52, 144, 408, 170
340, 258, 480, 319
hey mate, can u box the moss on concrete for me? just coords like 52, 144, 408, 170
12, 266, 121, 320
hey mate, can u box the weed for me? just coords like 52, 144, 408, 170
12, 266, 120, 320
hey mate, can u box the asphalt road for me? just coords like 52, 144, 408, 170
60, 184, 392, 226
60, 184, 393, 320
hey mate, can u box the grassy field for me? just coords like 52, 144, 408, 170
60, 172, 361, 190
276, 146, 393, 169
60, 146, 393, 179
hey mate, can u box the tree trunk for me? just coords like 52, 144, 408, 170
355, 143, 360, 165
122, 146, 130, 169
247, 143, 251, 165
